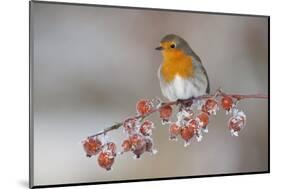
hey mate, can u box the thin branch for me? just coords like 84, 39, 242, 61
89, 89, 268, 138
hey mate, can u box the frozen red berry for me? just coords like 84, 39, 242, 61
159, 105, 173, 120
130, 134, 145, 149
181, 125, 195, 142
221, 96, 233, 111
169, 122, 181, 140
228, 111, 246, 136
129, 134, 146, 158
136, 99, 153, 115
83, 137, 102, 157
181, 126, 195, 144
196, 112, 209, 128
202, 99, 219, 115
140, 120, 154, 136
132, 144, 146, 158
188, 119, 199, 131
98, 151, 114, 171
180, 119, 199, 145
123, 118, 137, 134
121, 139, 132, 152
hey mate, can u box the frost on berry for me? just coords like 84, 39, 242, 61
202, 99, 219, 115
176, 108, 194, 124
196, 112, 210, 133
104, 142, 117, 157
182, 108, 194, 121
228, 110, 246, 136
169, 122, 181, 141
221, 96, 234, 113
121, 139, 132, 152
82, 89, 263, 170
195, 99, 205, 110
151, 98, 162, 109
181, 126, 194, 146
180, 119, 198, 146
136, 99, 153, 116
181, 119, 203, 145
159, 105, 173, 123
123, 118, 137, 134
98, 151, 115, 171
188, 119, 203, 142
83, 137, 102, 157
140, 120, 154, 136
129, 133, 146, 158
129, 134, 144, 150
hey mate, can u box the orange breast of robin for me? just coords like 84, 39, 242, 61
161, 49, 194, 83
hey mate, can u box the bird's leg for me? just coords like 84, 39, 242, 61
176, 99, 184, 112
213, 88, 223, 98
177, 98, 193, 112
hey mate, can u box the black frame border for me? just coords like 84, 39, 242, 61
29, 0, 270, 188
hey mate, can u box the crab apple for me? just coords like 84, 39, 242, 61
196, 112, 209, 128
187, 119, 199, 131
140, 120, 154, 136
169, 122, 181, 140
202, 99, 219, 115
181, 126, 195, 145
123, 118, 137, 134
130, 134, 145, 149
132, 144, 146, 158
136, 99, 153, 115
121, 139, 132, 152
228, 111, 246, 136
221, 96, 233, 111
159, 105, 173, 120
181, 125, 195, 142
180, 119, 199, 144
83, 137, 102, 157
130, 134, 146, 158
98, 151, 115, 171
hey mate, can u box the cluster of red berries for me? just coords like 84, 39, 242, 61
83, 137, 116, 170
221, 96, 246, 136
157, 96, 246, 146
82, 100, 157, 171
82, 95, 246, 170
120, 100, 158, 157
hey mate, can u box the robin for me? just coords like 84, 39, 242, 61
156, 34, 210, 101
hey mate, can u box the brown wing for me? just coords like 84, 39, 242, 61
201, 65, 210, 94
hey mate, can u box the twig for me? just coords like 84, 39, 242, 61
89, 89, 268, 138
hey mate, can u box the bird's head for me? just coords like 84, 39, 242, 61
155, 34, 201, 62
155, 34, 190, 60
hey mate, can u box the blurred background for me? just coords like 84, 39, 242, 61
31, 2, 268, 186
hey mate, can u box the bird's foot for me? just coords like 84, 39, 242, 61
177, 99, 193, 111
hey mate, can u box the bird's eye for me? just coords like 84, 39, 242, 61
170, 44, 176, 48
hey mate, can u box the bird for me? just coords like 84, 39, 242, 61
156, 34, 210, 101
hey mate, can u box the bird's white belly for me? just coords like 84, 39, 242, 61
160, 75, 203, 101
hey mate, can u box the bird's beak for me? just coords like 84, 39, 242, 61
155, 46, 163, 50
